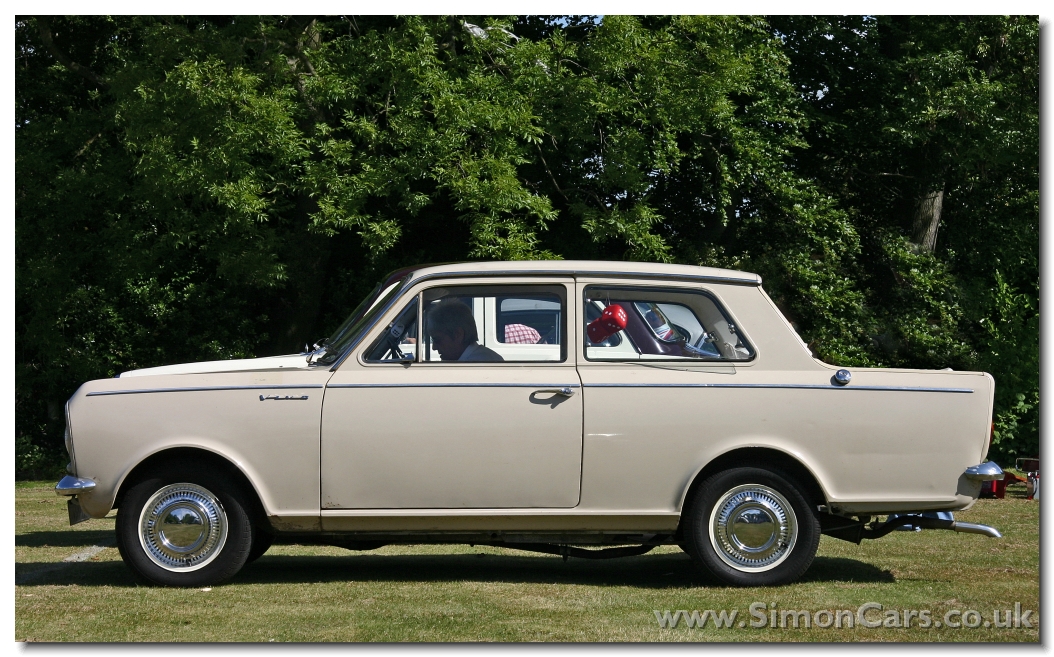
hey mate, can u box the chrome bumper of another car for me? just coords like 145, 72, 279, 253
964, 461, 1004, 481
55, 475, 96, 496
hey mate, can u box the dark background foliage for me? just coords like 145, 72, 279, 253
15, 15, 1038, 478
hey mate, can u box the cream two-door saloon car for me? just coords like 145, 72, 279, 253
56, 260, 1005, 587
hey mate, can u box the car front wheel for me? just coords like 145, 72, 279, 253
116, 465, 253, 587
683, 467, 820, 587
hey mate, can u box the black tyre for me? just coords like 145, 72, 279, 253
115, 464, 253, 587
246, 529, 274, 564
683, 467, 820, 587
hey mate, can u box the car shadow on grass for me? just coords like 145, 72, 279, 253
15, 551, 893, 589
16, 529, 115, 548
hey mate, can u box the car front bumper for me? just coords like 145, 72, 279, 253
55, 475, 97, 496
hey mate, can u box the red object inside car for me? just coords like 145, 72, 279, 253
587, 304, 628, 343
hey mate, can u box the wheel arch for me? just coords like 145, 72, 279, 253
113, 446, 269, 529
676, 447, 828, 535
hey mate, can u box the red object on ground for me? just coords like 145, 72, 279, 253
993, 472, 1027, 499
587, 304, 628, 343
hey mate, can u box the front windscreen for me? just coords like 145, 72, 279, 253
316, 268, 414, 366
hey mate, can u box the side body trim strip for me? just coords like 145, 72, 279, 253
584, 383, 973, 393
328, 383, 581, 389
86, 384, 325, 397
88, 382, 971, 395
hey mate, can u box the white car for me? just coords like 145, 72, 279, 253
56, 260, 1004, 587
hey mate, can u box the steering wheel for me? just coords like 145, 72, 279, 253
384, 333, 406, 360
382, 321, 411, 361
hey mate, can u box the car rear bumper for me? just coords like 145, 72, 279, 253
964, 461, 1004, 481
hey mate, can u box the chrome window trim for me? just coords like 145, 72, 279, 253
86, 384, 325, 397
360, 283, 571, 366
584, 383, 974, 393
361, 294, 422, 366
411, 269, 760, 287
328, 277, 416, 371
329, 268, 756, 372
581, 283, 758, 364
328, 383, 581, 389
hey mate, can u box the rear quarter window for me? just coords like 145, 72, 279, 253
584, 286, 754, 362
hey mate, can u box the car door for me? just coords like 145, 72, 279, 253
320, 277, 583, 509
575, 280, 757, 510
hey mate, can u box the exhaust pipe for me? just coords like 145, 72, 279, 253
861, 515, 1002, 540
950, 521, 1003, 538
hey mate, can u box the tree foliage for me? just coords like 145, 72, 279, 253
771, 15, 1039, 458
15, 15, 1038, 476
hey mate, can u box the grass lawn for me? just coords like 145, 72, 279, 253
15, 481, 1038, 642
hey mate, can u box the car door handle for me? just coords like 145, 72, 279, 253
534, 387, 575, 397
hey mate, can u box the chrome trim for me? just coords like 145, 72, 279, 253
535, 387, 576, 397
55, 475, 97, 496
328, 383, 581, 389
951, 521, 1002, 539
328, 277, 414, 371
833, 369, 852, 386
139, 483, 228, 572
709, 484, 797, 572
584, 383, 973, 393
86, 384, 324, 397
406, 268, 760, 287
581, 284, 759, 365
64, 399, 76, 474
327, 267, 760, 372
963, 461, 1004, 481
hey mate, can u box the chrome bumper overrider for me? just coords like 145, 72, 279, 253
964, 461, 1004, 481
55, 475, 96, 496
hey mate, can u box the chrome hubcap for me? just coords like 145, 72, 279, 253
709, 484, 797, 572
139, 483, 227, 572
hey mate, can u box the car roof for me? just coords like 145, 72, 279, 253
406, 260, 761, 286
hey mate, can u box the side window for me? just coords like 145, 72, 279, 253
421, 285, 566, 363
364, 297, 419, 363
497, 297, 561, 345
584, 286, 754, 361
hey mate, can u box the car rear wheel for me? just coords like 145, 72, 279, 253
683, 467, 820, 586
116, 465, 253, 587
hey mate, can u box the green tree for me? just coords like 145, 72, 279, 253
770, 15, 1039, 459
16, 15, 1038, 474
